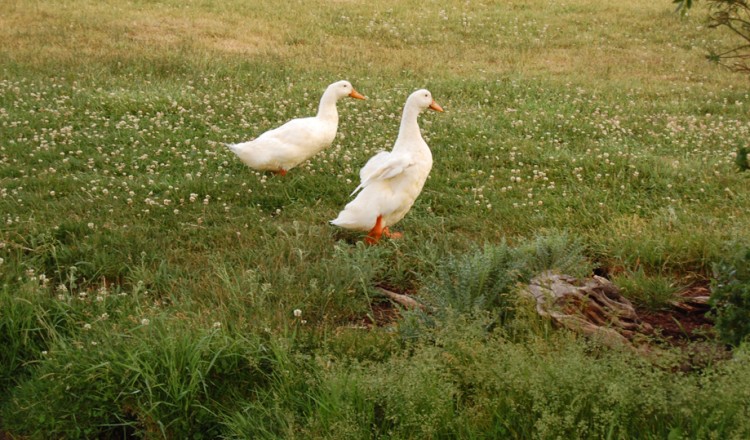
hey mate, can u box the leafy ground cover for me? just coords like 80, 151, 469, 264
1, 0, 749, 438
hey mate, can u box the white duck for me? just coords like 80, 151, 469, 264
331, 89, 443, 243
225, 80, 366, 175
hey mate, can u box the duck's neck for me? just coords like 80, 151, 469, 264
316, 88, 339, 122
395, 103, 423, 148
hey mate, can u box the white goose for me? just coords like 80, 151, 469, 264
225, 80, 366, 176
331, 89, 443, 243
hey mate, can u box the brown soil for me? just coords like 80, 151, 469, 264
360, 300, 401, 328
638, 284, 714, 343
638, 309, 713, 341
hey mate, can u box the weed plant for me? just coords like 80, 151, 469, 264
710, 245, 750, 346
612, 268, 682, 310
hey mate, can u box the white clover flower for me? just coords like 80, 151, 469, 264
141, 318, 150, 326
212, 321, 222, 329
83, 323, 92, 330
293, 309, 302, 318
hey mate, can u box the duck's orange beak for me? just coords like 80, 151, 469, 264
429, 100, 444, 112
349, 89, 366, 100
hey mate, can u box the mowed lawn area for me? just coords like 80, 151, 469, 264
1, 0, 749, 438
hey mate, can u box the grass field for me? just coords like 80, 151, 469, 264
1, 0, 750, 438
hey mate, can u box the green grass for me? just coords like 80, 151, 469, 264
1, 0, 750, 437
612, 267, 682, 310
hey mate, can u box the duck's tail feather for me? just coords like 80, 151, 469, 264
224, 142, 242, 155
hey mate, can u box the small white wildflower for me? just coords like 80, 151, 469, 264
100, 313, 109, 320
141, 318, 150, 326
83, 323, 92, 330
87, 222, 94, 229
293, 309, 302, 318
41, 350, 48, 356
212, 321, 222, 329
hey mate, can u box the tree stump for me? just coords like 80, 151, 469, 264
521, 271, 653, 347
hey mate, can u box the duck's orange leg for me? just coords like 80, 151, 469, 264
365, 215, 385, 244
383, 227, 403, 239
274, 169, 288, 176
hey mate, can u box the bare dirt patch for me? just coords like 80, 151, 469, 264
366, 300, 401, 327
638, 283, 714, 343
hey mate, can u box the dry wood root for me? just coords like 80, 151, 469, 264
521, 271, 653, 347
376, 287, 425, 310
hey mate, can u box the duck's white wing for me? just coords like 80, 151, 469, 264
351, 152, 415, 196
256, 117, 320, 147
358, 151, 390, 182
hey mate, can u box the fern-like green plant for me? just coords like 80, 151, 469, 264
426, 242, 524, 322
424, 232, 593, 324
710, 247, 750, 346
519, 231, 593, 278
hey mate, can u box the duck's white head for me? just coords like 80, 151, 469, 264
328, 80, 366, 100
408, 89, 444, 113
